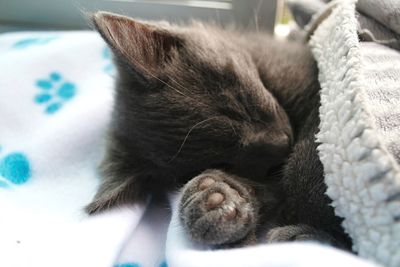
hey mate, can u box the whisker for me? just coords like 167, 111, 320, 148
168, 116, 220, 163
227, 120, 238, 137
253, 0, 263, 33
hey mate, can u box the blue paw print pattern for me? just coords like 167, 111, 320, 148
114, 263, 140, 267
34, 72, 77, 114
114, 261, 167, 267
103, 47, 115, 74
0, 149, 31, 188
12, 36, 58, 49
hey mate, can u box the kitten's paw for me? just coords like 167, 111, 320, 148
179, 169, 258, 246
266, 224, 337, 245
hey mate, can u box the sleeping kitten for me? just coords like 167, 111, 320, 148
87, 12, 351, 250
87, 11, 292, 211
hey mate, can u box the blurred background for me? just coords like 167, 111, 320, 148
0, 0, 293, 36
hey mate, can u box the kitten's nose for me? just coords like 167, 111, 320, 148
232, 132, 291, 179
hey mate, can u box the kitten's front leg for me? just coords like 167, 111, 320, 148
179, 169, 259, 247
266, 224, 342, 247
85, 174, 142, 214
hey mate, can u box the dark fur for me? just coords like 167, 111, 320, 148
245, 36, 352, 249
87, 12, 351, 250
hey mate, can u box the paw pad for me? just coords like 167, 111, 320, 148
206, 192, 225, 209
199, 177, 215, 190
224, 205, 237, 220
34, 72, 77, 114
0, 151, 31, 188
180, 171, 255, 245
12, 36, 57, 49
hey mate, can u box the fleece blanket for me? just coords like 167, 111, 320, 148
0, 28, 384, 267
288, 0, 400, 51
0, 32, 168, 267
309, 0, 400, 267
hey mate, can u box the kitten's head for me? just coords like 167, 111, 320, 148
93, 12, 292, 180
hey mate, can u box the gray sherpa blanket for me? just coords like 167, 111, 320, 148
298, 0, 400, 266
288, 0, 400, 50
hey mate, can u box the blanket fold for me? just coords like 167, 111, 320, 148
309, 1, 400, 266
288, 0, 400, 51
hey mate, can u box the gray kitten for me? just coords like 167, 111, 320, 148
87, 12, 351, 250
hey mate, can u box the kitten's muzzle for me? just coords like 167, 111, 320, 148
206, 128, 291, 179
230, 131, 291, 179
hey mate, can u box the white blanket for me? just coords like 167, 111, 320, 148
0, 31, 380, 267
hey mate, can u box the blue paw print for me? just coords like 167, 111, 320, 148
103, 47, 115, 74
13, 36, 57, 49
34, 72, 77, 114
114, 261, 167, 267
0, 149, 31, 188
114, 263, 140, 267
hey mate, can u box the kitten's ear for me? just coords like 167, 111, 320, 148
92, 11, 182, 78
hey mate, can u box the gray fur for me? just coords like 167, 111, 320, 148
87, 12, 352, 250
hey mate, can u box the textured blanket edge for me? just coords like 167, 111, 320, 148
310, 0, 400, 266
